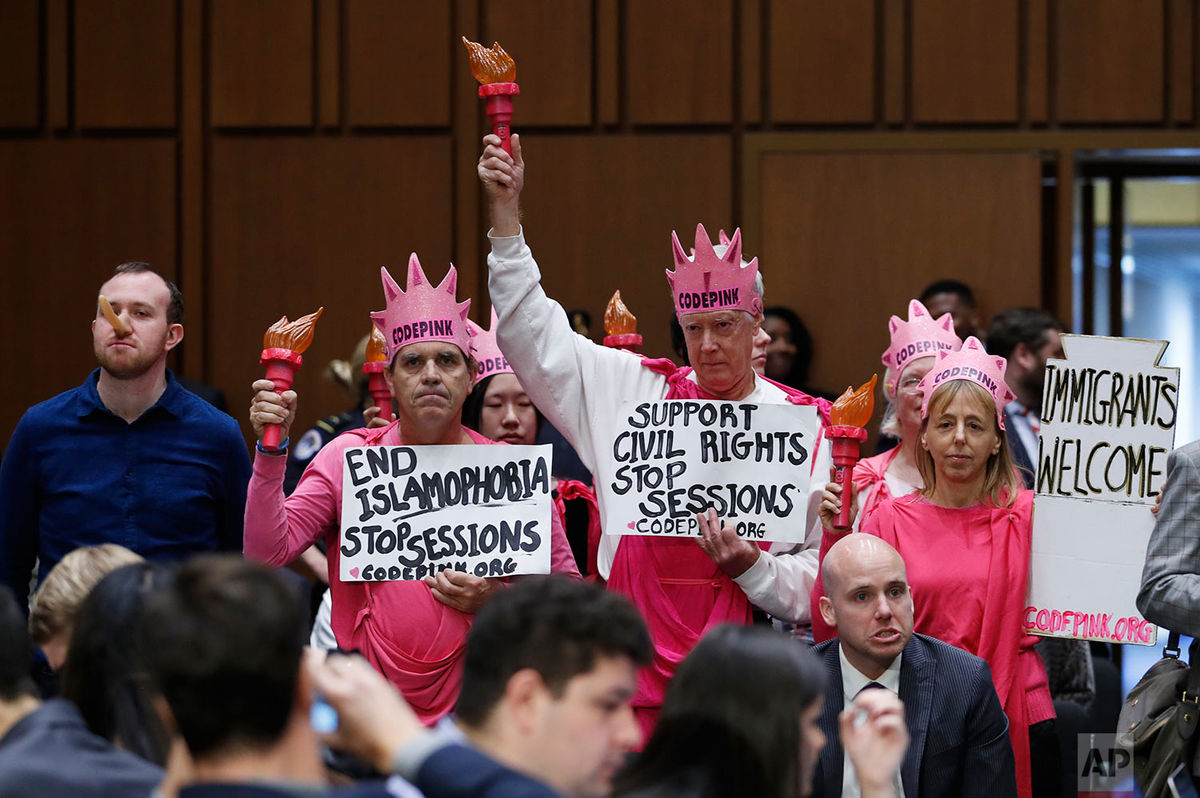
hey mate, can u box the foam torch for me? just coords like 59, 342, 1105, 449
362, 327, 393, 422
463, 37, 519, 155
602, 290, 643, 352
826, 374, 878, 530
260, 307, 324, 450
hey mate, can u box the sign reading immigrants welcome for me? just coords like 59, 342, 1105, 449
606, 400, 819, 542
1026, 335, 1178, 646
339, 444, 553, 582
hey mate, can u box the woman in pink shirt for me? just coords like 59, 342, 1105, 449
818, 337, 1053, 798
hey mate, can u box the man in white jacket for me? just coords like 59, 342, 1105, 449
477, 133, 832, 736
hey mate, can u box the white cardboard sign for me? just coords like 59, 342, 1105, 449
338, 444, 553, 581
605, 400, 819, 542
1026, 335, 1179, 646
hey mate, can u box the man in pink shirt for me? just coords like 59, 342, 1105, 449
244, 256, 578, 723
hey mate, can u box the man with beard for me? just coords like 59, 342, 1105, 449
0, 262, 250, 610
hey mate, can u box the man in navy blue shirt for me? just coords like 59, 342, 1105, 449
0, 262, 251, 609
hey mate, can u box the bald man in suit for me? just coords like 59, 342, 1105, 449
811, 535, 1016, 798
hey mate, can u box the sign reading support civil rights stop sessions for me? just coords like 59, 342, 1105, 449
606, 400, 819, 542
338, 444, 553, 582
1026, 335, 1178, 646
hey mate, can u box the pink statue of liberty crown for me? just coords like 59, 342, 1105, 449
467, 309, 514, 385
369, 253, 473, 363
666, 224, 762, 317
917, 336, 1017, 429
881, 299, 963, 397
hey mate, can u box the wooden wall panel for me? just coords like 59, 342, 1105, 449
483, 0, 593, 127
75, 0, 177, 128
1169, 0, 1194, 122
514, 135, 732, 358
883, 0, 905, 123
345, 0, 451, 127
768, 0, 874, 124
0, 2, 40, 129
1026, 0, 1049, 123
627, 0, 733, 124
208, 138, 453, 438
912, 1, 1018, 123
211, 0, 313, 127
0, 140, 177, 442
757, 152, 1042, 414
1057, 0, 1165, 123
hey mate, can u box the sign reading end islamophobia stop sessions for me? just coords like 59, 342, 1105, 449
1026, 335, 1178, 647
606, 400, 819, 542
338, 445, 553, 582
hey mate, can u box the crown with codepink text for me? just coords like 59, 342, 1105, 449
666, 224, 762, 317
917, 336, 1016, 429
881, 299, 962, 396
370, 254, 473, 363
467, 309, 514, 385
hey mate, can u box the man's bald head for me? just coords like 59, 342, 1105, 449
819, 535, 914, 680
821, 535, 906, 598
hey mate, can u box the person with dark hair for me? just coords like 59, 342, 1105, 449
0, 584, 163, 797
818, 337, 1055, 798
144, 555, 553, 798
0, 261, 251, 611
60, 561, 176, 766
919, 279, 982, 341
985, 307, 1066, 489
614, 624, 907, 798
813, 535, 1015, 798
761, 306, 833, 399
451, 576, 651, 797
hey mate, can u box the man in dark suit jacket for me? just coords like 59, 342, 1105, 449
813, 535, 1016, 798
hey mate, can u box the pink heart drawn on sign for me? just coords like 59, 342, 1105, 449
349, 567, 360, 578
627, 521, 635, 529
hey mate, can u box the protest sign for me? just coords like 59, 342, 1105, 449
1026, 335, 1178, 646
605, 400, 819, 542
339, 444, 552, 582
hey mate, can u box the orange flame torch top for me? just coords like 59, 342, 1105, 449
830, 374, 878, 428
462, 37, 516, 84
97, 295, 132, 336
263, 307, 324, 353
365, 327, 388, 363
604, 290, 639, 336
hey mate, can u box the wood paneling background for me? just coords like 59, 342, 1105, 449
4, 0, 1200, 444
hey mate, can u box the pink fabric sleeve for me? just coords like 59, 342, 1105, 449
549, 501, 581, 579
243, 448, 339, 566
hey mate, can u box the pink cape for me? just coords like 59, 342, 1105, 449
605, 358, 830, 740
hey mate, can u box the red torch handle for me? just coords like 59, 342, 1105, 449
261, 355, 299, 450
366, 371, 393, 422
486, 95, 513, 155
826, 429, 866, 531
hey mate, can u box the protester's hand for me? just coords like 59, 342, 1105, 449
840, 688, 908, 798
1151, 487, 1164, 517
695, 507, 760, 578
819, 467, 858, 533
422, 569, 504, 613
249, 378, 297, 445
362, 405, 390, 429
305, 649, 421, 773
477, 133, 524, 237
